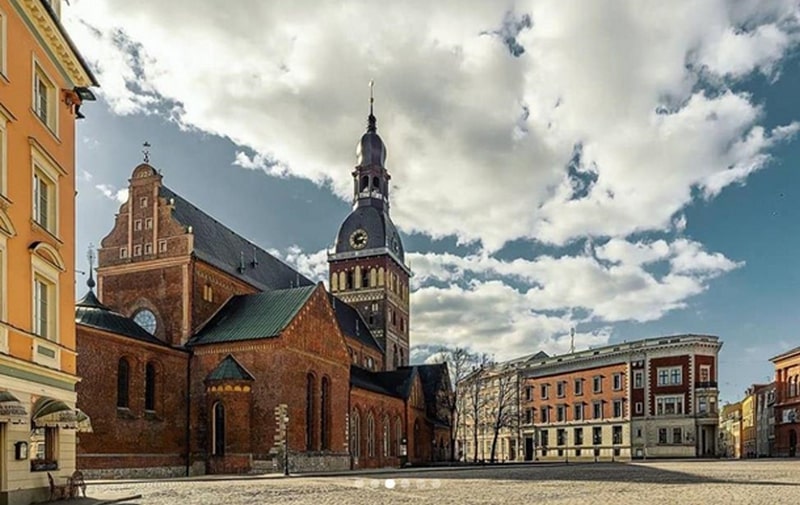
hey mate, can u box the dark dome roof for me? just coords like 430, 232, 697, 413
356, 114, 386, 167
356, 132, 387, 167
334, 206, 405, 261
75, 291, 166, 345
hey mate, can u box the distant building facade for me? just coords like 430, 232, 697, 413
770, 346, 800, 457
755, 383, 776, 457
719, 402, 742, 458
0, 0, 96, 502
457, 335, 722, 462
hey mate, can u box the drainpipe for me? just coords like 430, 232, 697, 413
185, 350, 192, 477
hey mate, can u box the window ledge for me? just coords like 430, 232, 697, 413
30, 108, 61, 143
116, 407, 136, 420
30, 219, 63, 245
0, 72, 9, 85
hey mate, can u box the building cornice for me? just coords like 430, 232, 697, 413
13, 0, 97, 86
328, 247, 413, 276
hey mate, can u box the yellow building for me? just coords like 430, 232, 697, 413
0, 0, 96, 502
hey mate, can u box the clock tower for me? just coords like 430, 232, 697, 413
329, 88, 412, 371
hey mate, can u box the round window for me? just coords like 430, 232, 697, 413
133, 309, 157, 334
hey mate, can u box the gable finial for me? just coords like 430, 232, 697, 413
86, 243, 96, 291
142, 141, 151, 163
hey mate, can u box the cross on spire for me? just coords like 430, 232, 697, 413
142, 141, 151, 163
367, 80, 377, 133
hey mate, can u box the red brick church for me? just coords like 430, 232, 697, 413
75, 104, 451, 477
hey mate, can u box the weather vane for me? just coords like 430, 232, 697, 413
87, 243, 96, 290
142, 141, 151, 163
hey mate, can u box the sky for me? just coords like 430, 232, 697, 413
64, 0, 800, 403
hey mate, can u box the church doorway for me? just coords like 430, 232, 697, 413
789, 430, 797, 457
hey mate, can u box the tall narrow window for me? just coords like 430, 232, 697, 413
320, 377, 330, 450
383, 417, 390, 457
117, 358, 130, 408
394, 417, 402, 457
306, 374, 315, 450
367, 414, 375, 457
33, 171, 52, 231
351, 410, 361, 458
33, 65, 56, 130
33, 277, 50, 338
212, 402, 225, 456
145, 362, 156, 411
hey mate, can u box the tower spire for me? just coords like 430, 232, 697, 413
367, 80, 376, 133
86, 244, 96, 291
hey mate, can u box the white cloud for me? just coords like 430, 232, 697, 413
95, 184, 129, 203
278, 237, 740, 359
63, 0, 800, 252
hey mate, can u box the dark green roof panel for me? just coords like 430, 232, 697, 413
207, 355, 255, 382
190, 285, 316, 345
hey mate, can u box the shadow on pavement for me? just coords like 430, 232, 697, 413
348, 462, 800, 488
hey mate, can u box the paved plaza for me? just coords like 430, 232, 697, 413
84, 460, 800, 505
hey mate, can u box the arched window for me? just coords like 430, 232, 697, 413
331, 273, 339, 291
306, 373, 316, 450
351, 410, 361, 459
378, 268, 385, 286
394, 417, 402, 457
393, 345, 398, 369
117, 358, 130, 408
320, 377, 330, 450
354, 266, 362, 289
367, 414, 375, 457
383, 416, 390, 457
345, 270, 354, 290
399, 349, 404, 367
413, 419, 421, 460
372, 176, 380, 192
145, 362, 156, 411
212, 402, 225, 456
338, 272, 346, 291
369, 268, 377, 287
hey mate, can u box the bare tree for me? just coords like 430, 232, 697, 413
458, 353, 491, 463
434, 346, 474, 461
487, 365, 519, 463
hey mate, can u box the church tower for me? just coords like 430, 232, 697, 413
329, 86, 411, 371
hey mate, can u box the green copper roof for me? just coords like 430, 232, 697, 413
189, 285, 317, 346
207, 355, 255, 382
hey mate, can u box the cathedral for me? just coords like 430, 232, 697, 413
74, 102, 451, 477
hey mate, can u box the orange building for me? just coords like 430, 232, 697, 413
771, 346, 800, 457
0, 0, 96, 502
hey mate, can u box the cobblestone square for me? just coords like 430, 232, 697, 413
86, 460, 800, 505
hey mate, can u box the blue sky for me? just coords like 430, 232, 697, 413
65, 1, 800, 403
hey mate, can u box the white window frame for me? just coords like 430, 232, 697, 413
31, 144, 62, 237
119, 247, 128, 259
633, 370, 644, 389
655, 394, 685, 416
133, 244, 142, 256
31, 254, 61, 367
613, 399, 623, 418
540, 384, 549, 400
140, 197, 148, 208
635, 401, 643, 414
699, 365, 711, 383
574, 379, 583, 396
158, 239, 167, 253
593, 375, 602, 393
0, 8, 7, 79
657, 366, 682, 386
0, 237, 7, 353
134, 219, 142, 231
32, 58, 58, 136
573, 403, 583, 421
0, 105, 8, 197
145, 218, 153, 229
612, 373, 623, 391
593, 401, 603, 420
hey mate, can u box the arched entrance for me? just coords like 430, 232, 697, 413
789, 429, 797, 457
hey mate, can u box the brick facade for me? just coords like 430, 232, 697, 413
76, 326, 189, 472
771, 348, 800, 457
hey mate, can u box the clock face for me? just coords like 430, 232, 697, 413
133, 309, 157, 334
349, 229, 369, 249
